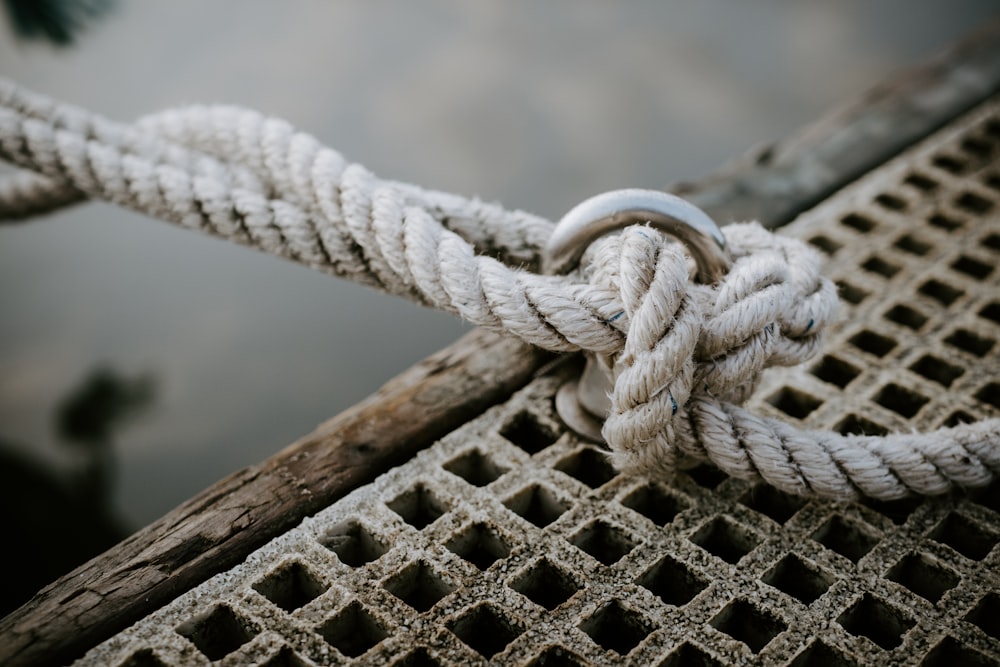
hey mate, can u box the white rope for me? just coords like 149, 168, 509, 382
1, 78, 997, 501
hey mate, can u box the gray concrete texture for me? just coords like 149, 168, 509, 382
0, 2, 997, 528
77, 97, 1000, 665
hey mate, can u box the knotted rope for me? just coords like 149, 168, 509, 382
2, 79, 997, 501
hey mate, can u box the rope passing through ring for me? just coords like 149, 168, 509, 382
1, 78, 998, 501
543, 189, 733, 445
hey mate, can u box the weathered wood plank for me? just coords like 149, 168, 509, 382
680, 20, 1000, 227
0, 329, 552, 667
4, 20, 1000, 667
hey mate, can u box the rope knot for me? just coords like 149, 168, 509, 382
589, 222, 839, 479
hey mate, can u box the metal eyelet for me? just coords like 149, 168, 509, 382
543, 189, 731, 443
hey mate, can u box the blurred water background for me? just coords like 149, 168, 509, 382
1, 1, 997, 610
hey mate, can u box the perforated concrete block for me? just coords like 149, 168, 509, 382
80, 100, 1000, 666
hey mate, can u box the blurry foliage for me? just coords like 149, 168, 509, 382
56, 367, 156, 446
0, 441, 125, 615
0, 366, 155, 615
3, 0, 115, 46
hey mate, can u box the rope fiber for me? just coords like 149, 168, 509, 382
1, 78, 997, 501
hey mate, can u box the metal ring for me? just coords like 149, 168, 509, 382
544, 189, 732, 444
543, 188, 731, 282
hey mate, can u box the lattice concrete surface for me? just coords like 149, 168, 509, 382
78, 100, 1000, 666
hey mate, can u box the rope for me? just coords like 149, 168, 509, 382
1, 78, 997, 501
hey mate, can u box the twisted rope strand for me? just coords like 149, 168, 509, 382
0, 100, 621, 350
1, 78, 997, 501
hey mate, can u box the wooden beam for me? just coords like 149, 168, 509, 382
0, 330, 552, 667
680, 20, 1000, 227
4, 20, 1000, 667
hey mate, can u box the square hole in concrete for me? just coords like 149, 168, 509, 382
952, 254, 993, 279
391, 647, 443, 667
579, 600, 653, 656
319, 519, 388, 567
904, 172, 938, 192
944, 328, 995, 356
525, 646, 588, 667
960, 135, 994, 160
919, 279, 964, 306
848, 329, 897, 357
965, 592, 1000, 640
175, 605, 258, 662
446, 522, 512, 570
786, 640, 859, 667
932, 155, 968, 176
691, 516, 761, 564
971, 479, 1000, 515
812, 515, 879, 563
448, 603, 524, 660
253, 561, 326, 613
976, 382, 1000, 409
921, 636, 996, 667
316, 601, 388, 658
841, 213, 877, 233
884, 304, 929, 330
637, 554, 708, 606
862, 256, 901, 278
929, 512, 998, 560
685, 463, 728, 489
117, 649, 170, 667
766, 386, 823, 419
762, 553, 835, 604
929, 212, 963, 231
837, 281, 869, 304
835, 414, 889, 437
500, 411, 558, 455
875, 192, 907, 210
811, 354, 861, 387
859, 495, 922, 526
894, 233, 932, 255
909, 355, 964, 387
570, 520, 637, 566
658, 642, 725, 667
443, 448, 507, 487
509, 558, 580, 610
932, 154, 966, 174
259, 647, 312, 667
979, 301, 1000, 325
383, 560, 454, 613
555, 446, 617, 489
886, 553, 959, 603
874, 382, 929, 418
808, 235, 841, 255
710, 599, 786, 653
503, 483, 569, 528
955, 191, 994, 214
386, 483, 450, 530
738, 485, 807, 524
944, 410, 977, 428
982, 231, 1000, 250
837, 593, 914, 650
976, 116, 1000, 137
622, 482, 687, 526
